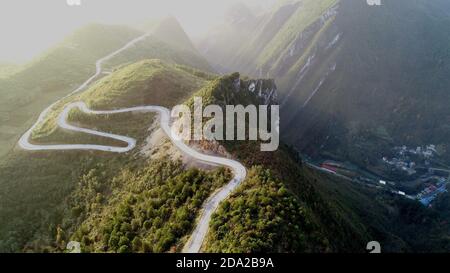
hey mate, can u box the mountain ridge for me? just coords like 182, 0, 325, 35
0, 21, 211, 160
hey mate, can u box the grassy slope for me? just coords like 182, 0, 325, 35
0, 24, 141, 160
28, 60, 211, 142
0, 22, 212, 161
82, 60, 210, 109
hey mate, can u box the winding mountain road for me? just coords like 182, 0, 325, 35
18, 32, 247, 253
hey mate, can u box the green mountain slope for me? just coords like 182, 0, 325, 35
185, 73, 370, 252
0, 24, 140, 158
198, 0, 337, 74
30, 60, 212, 141
279, 0, 450, 172
0, 21, 211, 161
183, 71, 450, 252
0, 59, 217, 252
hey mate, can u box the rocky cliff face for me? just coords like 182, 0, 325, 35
194, 72, 278, 107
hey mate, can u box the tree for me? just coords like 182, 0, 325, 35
56, 226, 66, 248
132, 237, 142, 252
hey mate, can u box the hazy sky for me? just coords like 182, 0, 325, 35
0, 0, 277, 63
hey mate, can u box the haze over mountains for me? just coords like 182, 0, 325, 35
0, 0, 278, 63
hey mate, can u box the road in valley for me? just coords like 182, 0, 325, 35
18, 33, 247, 253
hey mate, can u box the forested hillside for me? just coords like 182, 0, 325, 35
190, 73, 450, 252
0, 59, 217, 252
